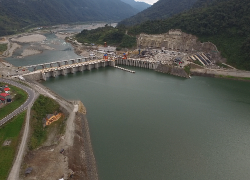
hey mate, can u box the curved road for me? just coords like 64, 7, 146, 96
0, 78, 35, 126
0, 78, 36, 180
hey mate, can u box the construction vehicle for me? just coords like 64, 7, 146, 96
103, 53, 108, 61
122, 53, 127, 59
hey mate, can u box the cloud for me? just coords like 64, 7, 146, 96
135, 0, 158, 5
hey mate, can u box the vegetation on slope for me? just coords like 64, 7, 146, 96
75, 25, 136, 50
0, 84, 28, 120
29, 95, 63, 150
119, 0, 198, 26
0, 44, 7, 54
0, 111, 26, 180
127, 0, 250, 70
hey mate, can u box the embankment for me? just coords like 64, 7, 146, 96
18, 80, 98, 179
68, 101, 98, 180
22, 71, 42, 81
155, 64, 189, 78
190, 68, 250, 81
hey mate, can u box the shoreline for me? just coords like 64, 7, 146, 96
190, 68, 250, 81
68, 110, 98, 179
16, 79, 98, 179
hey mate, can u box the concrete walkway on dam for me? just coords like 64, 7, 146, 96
20, 58, 160, 81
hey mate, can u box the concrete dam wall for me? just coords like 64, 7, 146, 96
115, 58, 159, 69
155, 64, 189, 78
23, 60, 115, 81
22, 57, 189, 81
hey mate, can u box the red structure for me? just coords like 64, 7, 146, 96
0, 93, 11, 103
103, 53, 108, 60
122, 53, 127, 59
4, 87, 10, 91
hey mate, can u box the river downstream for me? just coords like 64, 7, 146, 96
4, 27, 250, 180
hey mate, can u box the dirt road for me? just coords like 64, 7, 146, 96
191, 68, 250, 78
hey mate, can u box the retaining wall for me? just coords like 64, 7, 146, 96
155, 64, 189, 78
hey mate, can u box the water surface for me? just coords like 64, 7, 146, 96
42, 67, 250, 180
5, 33, 81, 68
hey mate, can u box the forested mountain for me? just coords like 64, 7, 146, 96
119, 0, 198, 26
76, 25, 136, 50
0, 0, 138, 36
121, 0, 151, 11
127, 0, 250, 70
192, 0, 228, 8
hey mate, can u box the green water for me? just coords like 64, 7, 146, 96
42, 66, 250, 180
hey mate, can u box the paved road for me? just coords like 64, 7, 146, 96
7, 100, 37, 180
0, 78, 35, 126
1, 78, 74, 179
0, 78, 36, 180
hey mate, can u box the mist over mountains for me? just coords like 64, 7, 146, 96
0, 0, 138, 35
121, 0, 151, 11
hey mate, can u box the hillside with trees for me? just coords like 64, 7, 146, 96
126, 0, 250, 70
119, 0, 198, 26
75, 25, 136, 50
0, 0, 138, 36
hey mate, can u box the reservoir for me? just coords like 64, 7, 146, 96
42, 67, 250, 180
5, 31, 250, 180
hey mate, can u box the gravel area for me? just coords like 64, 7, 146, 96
21, 49, 42, 57
2, 43, 21, 57
12, 34, 46, 43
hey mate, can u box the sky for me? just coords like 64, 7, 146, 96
135, 0, 158, 5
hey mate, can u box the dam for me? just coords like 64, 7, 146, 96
21, 58, 160, 81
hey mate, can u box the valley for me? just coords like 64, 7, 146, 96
1, 0, 250, 179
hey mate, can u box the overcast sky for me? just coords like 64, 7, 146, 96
135, 0, 158, 5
